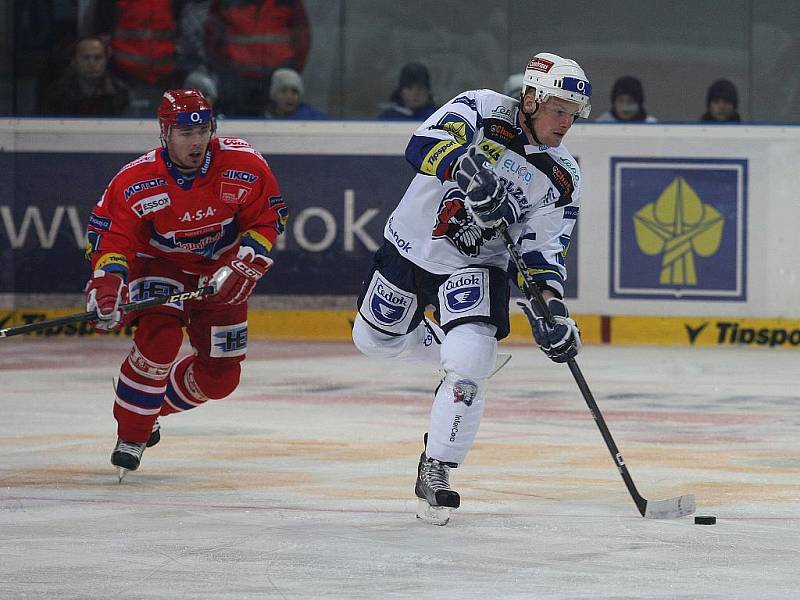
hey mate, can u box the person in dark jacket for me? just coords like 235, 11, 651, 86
378, 62, 438, 121
263, 68, 325, 119
700, 79, 741, 122
595, 76, 657, 123
39, 36, 129, 116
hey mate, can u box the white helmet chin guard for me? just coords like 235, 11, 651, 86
523, 52, 592, 118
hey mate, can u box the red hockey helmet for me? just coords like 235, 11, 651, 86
157, 88, 216, 140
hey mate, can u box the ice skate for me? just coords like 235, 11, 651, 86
415, 445, 460, 526
147, 419, 161, 448
111, 439, 146, 483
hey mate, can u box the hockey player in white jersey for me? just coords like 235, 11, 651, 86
352, 52, 590, 524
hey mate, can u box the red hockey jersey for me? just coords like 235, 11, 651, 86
86, 137, 287, 279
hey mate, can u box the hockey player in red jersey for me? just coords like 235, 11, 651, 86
85, 88, 287, 480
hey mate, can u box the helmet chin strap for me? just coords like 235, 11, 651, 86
521, 100, 544, 146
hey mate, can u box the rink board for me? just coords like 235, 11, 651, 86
3, 119, 800, 322
0, 307, 600, 343
4, 307, 800, 349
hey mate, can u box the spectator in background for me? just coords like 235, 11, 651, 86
206, 0, 310, 116
108, 0, 179, 86
176, 0, 213, 77
263, 68, 325, 119
184, 68, 220, 109
700, 79, 741, 122
378, 62, 438, 121
21, 1, 81, 116
503, 73, 524, 99
91, 0, 183, 116
40, 36, 129, 116
595, 76, 657, 123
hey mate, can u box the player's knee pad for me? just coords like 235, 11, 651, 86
124, 313, 183, 381
352, 314, 411, 359
191, 358, 241, 400
132, 313, 184, 364
440, 322, 497, 380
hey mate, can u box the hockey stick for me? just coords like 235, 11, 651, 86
0, 285, 216, 339
501, 227, 695, 519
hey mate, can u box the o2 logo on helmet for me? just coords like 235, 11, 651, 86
175, 109, 212, 125
562, 77, 592, 97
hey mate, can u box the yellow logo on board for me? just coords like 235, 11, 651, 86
633, 176, 724, 285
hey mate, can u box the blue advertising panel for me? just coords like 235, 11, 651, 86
610, 158, 747, 301
0, 151, 578, 297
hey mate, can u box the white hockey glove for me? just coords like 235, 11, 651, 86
518, 298, 581, 363
453, 148, 514, 230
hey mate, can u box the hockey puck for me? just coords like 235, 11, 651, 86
694, 515, 716, 525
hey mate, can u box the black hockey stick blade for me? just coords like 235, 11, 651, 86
0, 285, 216, 338
500, 227, 695, 519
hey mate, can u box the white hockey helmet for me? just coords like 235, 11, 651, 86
522, 52, 592, 118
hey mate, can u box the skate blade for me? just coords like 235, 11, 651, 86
116, 467, 129, 483
416, 499, 454, 526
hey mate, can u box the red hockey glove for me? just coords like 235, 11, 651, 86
209, 246, 273, 305
85, 270, 128, 332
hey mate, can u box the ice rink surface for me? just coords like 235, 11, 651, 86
1, 338, 799, 599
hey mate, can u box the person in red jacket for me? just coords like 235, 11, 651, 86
85, 88, 288, 481
109, 0, 178, 86
206, 0, 310, 115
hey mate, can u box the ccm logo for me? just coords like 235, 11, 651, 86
231, 260, 261, 279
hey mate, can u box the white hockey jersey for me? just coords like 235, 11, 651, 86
385, 88, 581, 296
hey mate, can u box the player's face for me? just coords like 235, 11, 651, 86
166, 123, 212, 171
524, 94, 580, 147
